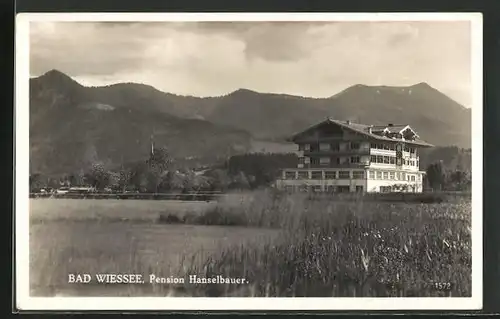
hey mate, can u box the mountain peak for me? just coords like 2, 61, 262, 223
230, 88, 258, 95
41, 69, 70, 79
36, 69, 81, 87
411, 82, 432, 89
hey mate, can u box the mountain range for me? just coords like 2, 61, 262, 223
29, 69, 471, 175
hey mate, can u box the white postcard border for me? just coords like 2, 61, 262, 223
15, 12, 483, 311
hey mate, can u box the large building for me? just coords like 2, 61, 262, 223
275, 118, 434, 193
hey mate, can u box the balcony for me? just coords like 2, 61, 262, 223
301, 162, 370, 169
303, 148, 370, 156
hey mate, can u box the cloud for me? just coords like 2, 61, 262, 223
29, 20, 472, 106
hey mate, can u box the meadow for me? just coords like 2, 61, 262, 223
28, 190, 472, 297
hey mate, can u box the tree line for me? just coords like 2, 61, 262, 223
29, 150, 298, 193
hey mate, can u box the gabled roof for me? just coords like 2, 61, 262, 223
290, 118, 433, 147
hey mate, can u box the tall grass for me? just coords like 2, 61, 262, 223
176, 190, 471, 297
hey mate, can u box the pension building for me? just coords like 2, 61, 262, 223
275, 118, 433, 193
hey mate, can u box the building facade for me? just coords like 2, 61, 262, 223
275, 118, 433, 193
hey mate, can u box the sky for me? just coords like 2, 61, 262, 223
30, 20, 472, 107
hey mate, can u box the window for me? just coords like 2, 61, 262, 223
338, 186, 350, 193
376, 171, 382, 179
353, 171, 364, 179
320, 157, 330, 165
389, 144, 395, 151
395, 172, 400, 180
389, 172, 395, 180
350, 142, 360, 150
339, 171, 350, 179
311, 171, 322, 179
411, 175, 416, 182
298, 185, 308, 192
298, 157, 305, 165
390, 157, 395, 164
351, 156, 360, 163
371, 155, 377, 163
369, 171, 375, 179
356, 186, 364, 193
410, 147, 415, 154
285, 171, 296, 179
401, 172, 406, 181
377, 144, 384, 149
319, 143, 330, 151
312, 185, 322, 193
304, 144, 310, 151
377, 155, 384, 163
326, 186, 336, 193
311, 157, 320, 165
330, 143, 339, 151
416, 160, 419, 168
404, 146, 409, 152
298, 144, 305, 151
382, 171, 388, 180
383, 156, 390, 164
298, 171, 308, 179
310, 143, 319, 152
325, 171, 337, 179
371, 143, 377, 149
380, 186, 392, 193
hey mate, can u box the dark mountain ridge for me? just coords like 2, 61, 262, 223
30, 70, 471, 175
29, 70, 252, 175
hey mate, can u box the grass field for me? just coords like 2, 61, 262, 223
28, 190, 472, 297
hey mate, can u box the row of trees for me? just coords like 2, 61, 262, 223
425, 161, 471, 191
30, 149, 295, 193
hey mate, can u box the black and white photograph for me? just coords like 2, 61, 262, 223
15, 12, 482, 311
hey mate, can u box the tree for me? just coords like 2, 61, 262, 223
147, 147, 173, 172
167, 171, 186, 192
447, 169, 471, 191
29, 173, 43, 191
182, 170, 197, 193
230, 171, 251, 190
146, 146, 173, 193
129, 162, 148, 192
117, 167, 132, 192
144, 170, 162, 193
87, 162, 110, 190
426, 161, 446, 191
205, 169, 231, 192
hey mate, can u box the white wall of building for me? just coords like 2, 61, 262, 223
277, 178, 367, 192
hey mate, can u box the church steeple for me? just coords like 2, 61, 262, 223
150, 134, 155, 157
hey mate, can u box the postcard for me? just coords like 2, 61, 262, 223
15, 12, 482, 311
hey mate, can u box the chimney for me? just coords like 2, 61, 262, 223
346, 120, 351, 125
388, 123, 394, 127
368, 125, 373, 134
